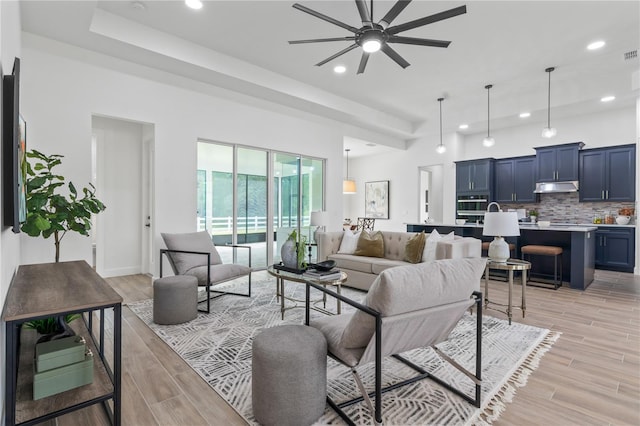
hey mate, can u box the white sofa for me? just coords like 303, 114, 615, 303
316, 230, 481, 291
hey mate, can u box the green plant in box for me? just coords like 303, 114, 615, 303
21, 149, 106, 262
24, 314, 81, 335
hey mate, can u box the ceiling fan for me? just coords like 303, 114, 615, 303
289, 0, 467, 74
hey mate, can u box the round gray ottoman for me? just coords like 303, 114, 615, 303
153, 275, 198, 325
252, 325, 327, 426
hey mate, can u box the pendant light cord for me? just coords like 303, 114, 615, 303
345, 149, 350, 179
438, 97, 444, 146
546, 67, 554, 128
485, 84, 492, 138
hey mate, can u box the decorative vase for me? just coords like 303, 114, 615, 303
281, 239, 298, 269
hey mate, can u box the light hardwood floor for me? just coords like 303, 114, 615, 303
52, 269, 639, 425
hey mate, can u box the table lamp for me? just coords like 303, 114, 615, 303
310, 211, 327, 242
483, 202, 520, 262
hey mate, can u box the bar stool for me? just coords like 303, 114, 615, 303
521, 245, 563, 289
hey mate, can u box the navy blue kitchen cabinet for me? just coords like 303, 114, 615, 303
494, 156, 537, 203
595, 226, 635, 272
456, 159, 494, 195
535, 142, 584, 182
579, 145, 635, 202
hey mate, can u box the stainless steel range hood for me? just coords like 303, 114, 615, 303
534, 181, 579, 193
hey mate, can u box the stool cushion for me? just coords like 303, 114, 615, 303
153, 276, 198, 325
521, 245, 563, 256
252, 325, 327, 426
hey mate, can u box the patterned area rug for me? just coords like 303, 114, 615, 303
128, 276, 559, 425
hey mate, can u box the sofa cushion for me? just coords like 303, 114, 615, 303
369, 258, 410, 275
337, 230, 361, 254
161, 231, 222, 275
328, 254, 374, 274
354, 231, 384, 258
340, 258, 486, 349
403, 232, 426, 263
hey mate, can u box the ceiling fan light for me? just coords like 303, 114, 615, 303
482, 137, 495, 147
362, 39, 381, 53
185, 0, 203, 10
541, 127, 557, 138
436, 144, 446, 154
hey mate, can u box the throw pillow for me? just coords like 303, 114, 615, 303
421, 229, 441, 263
403, 232, 426, 264
353, 231, 385, 258
337, 230, 361, 254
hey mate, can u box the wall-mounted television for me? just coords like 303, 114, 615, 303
3, 57, 26, 234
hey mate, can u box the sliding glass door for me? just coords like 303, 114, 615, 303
198, 141, 324, 268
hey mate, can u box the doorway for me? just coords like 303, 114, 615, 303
92, 116, 154, 277
419, 165, 444, 224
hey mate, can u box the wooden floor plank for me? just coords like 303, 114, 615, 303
51, 269, 639, 425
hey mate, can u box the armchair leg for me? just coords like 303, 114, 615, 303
197, 272, 253, 314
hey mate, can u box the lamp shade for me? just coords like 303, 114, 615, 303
483, 212, 520, 237
310, 211, 327, 226
343, 179, 356, 194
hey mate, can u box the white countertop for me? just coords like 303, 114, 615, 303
408, 223, 603, 232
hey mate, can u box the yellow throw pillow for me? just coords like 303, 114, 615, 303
354, 231, 385, 258
403, 232, 426, 264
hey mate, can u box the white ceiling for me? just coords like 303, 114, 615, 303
20, 1, 640, 157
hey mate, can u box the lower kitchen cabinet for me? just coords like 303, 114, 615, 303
595, 227, 635, 273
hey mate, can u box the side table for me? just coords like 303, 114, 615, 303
484, 258, 531, 325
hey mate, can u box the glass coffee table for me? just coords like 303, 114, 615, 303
267, 266, 348, 320
484, 258, 531, 325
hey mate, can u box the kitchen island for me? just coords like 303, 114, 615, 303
407, 223, 597, 290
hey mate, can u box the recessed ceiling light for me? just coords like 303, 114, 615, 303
365, 143, 376, 147
600, 95, 615, 102
587, 40, 605, 50
519, 112, 531, 118
333, 65, 346, 74
185, 0, 203, 10
458, 124, 469, 130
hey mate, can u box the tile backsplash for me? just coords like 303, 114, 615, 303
505, 193, 636, 224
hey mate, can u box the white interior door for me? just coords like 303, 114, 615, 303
93, 116, 145, 277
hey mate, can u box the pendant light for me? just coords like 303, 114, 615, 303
542, 67, 557, 138
482, 84, 495, 147
343, 149, 356, 194
436, 97, 446, 154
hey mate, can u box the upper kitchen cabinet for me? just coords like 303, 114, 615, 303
579, 144, 636, 202
456, 159, 494, 195
494, 156, 537, 203
535, 142, 584, 182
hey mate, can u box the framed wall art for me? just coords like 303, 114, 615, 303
365, 180, 389, 219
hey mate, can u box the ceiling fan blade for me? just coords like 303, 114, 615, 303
315, 43, 359, 66
387, 35, 451, 48
355, 0, 372, 27
381, 44, 410, 69
292, 3, 359, 33
379, 0, 412, 28
386, 5, 467, 35
289, 36, 356, 44
357, 52, 370, 74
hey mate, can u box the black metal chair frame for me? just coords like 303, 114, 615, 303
304, 281, 482, 425
159, 243, 252, 314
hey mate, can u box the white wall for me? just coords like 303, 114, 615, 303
345, 105, 637, 233
20, 37, 401, 273
0, 0, 21, 417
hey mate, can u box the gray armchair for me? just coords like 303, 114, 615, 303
304, 257, 486, 425
160, 231, 251, 314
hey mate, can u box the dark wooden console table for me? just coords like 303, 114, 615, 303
2, 261, 122, 425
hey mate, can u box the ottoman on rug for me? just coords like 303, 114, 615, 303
153, 275, 198, 325
252, 325, 327, 426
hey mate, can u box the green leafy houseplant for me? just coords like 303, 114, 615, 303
24, 314, 80, 335
21, 149, 106, 262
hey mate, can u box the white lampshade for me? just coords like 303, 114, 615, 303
483, 211, 520, 237
310, 211, 327, 226
343, 179, 356, 194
